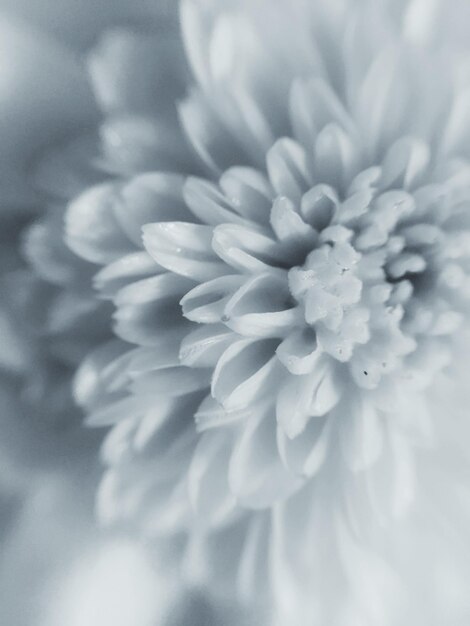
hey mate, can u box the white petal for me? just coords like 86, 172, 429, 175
131, 366, 211, 398
219, 167, 273, 224
143, 222, 225, 281
179, 324, 236, 368
313, 123, 359, 190
289, 76, 354, 148
276, 374, 313, 439
355, 47, 408, 158
180, 0, 211, 88
339, 396, 384, 472
236, 514, 271, 604
115, 272, 192, 306
74, 339, 129, 408
65, 182, 132, 264
85, 396, 143, 427
127, 337, 186, 376
379, 136, 430, 190
277, 416, 330, 477
194, 394, 249, 432
441, 88, 470, 158
276, 327, 320, 375
212, 223, 288, 272
181, 275, 244, 323
212, 338, 280, 411
300, 184, 337, 231
94, 251, 158, 298
276, 361, 341, 438
100, 114, 190, 174
188, 430, 236, 525
184, 176, 250, 226
337, 190, 373, 225
266, 138, 311, 203
223, 272, 300, 338
270, 196, 316, 251
133, 393, 201, 459
113, 274, 193, 345
89, 30, 186, 117
179, 91, 248, 173
114, 173, 190, 245
228, 404, 299, 508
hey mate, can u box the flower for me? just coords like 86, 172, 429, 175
6, 0, 470, 623
63, 0, 470, 622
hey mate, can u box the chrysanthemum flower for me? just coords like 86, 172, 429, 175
10, 0, 470, 623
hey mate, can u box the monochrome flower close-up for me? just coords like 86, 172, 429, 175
1, 0, 470, 625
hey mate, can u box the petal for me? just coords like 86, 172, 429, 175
131, 366, 211, 398
339, 396, 384, 472
73, 339, 129, 408
184, 176, 250, 226
300, 184, 337, 231
181, 275, 244, 323
441, 88, 470, 158
266, 138, 311, 203
276, 373, 313, 439
219, 167, 273, 224
336, 189, 373, 226
236, 514, 272, 604
65, 182, 133, 264
379, 136, 430, 191
270, 196, 316, 253
113, 273, 193, 345
179, 324, 236, 368
89, 29, 187, 117
228, 86, 276, 163
228, 404, 299, 508
100, 114, 192, 174
188, 430, 236, 526
113, 173, 191, 245
179, 90, 249, 173
313, 123, 359, 190
289, 76, 354, 148
143, 222, 225, 281
85, 397, 143, 427
212, 223, 289, 272
132, 392, 202, 459
276, 327, 320, 375
195, 394, 249, 432
94, 251, 158, 298
276, 361, 342, 438
212, 338, 280, 411
355, 47, 408, 158
277, 416, 330, 477
180, 0, 211, 88
223, 272, 301, 338
127, 338, 186, 375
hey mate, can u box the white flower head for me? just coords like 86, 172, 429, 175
11, 0, 470, 623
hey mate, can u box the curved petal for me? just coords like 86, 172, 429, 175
143, 222, 226, 281
212, 338, 281, 411
228, 404, 299, 508
181, 275, 244, 323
